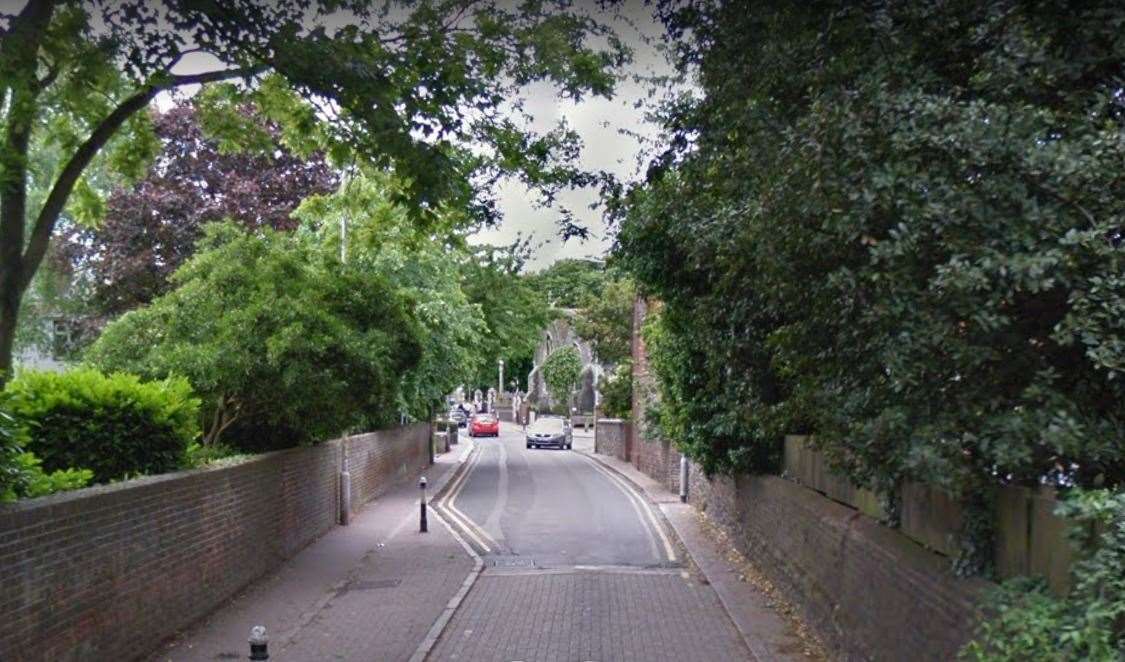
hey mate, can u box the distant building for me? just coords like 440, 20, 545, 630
526, 312, 603, 414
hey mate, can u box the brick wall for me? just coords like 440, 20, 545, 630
343, 425, 430, 511
687, 474, 987, 660
618, 296, 985, 660
594, 419, 630, 462
0, 424, 429, 662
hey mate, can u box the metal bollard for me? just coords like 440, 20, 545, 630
419, 476, 428, 533
248, 625, 268, 660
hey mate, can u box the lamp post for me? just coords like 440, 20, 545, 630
498, 359, 505, 398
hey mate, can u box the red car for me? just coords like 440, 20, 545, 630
468, 413, 499, 437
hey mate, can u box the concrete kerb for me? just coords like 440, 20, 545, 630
577, 448, 772, 662
409, 434, 484, 662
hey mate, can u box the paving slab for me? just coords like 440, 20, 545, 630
429, 568, 750, 662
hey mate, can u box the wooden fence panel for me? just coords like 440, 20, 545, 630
784, 436, 885, 520
783, 437, 1076, 595
899, 482, 963, 557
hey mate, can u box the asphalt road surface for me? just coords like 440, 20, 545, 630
430, 420, 753, 661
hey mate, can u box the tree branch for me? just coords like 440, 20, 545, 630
19, 64, 266, 291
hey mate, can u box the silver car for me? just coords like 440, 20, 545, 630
526, 416, 571, 450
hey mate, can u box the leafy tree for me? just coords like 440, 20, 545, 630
542, 347, 583, 408
618, 0, 1125, 508
575, 276, 634, 366
59, 101, 336, 317
0, 0, 628, 381
529, 259, 607, 308
598, 360, 633, 419
293, 171, 486, 420
86, 222, 423, 451
460, 241, 553, 392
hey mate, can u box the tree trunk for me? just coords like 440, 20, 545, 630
0, 290, 19, 384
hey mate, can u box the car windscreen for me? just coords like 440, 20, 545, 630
529, 418, 564, 433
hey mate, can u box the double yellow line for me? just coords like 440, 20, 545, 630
435, 446, 499, 554
577, 453, 678, 563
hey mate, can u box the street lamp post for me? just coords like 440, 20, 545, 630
498, 359, 504, 398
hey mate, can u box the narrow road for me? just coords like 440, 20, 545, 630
430, 420, 752, 661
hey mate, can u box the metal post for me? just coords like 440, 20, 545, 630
419, 476, 428, 533
248, 626, 268, 660
340, 453, 352, 525
679, 455, 689, 503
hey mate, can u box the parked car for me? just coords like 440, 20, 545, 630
469, 413, 499, 437
525, 416, 570, 450
449, 407, 468, 427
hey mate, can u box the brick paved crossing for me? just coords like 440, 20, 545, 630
429, 567, 751, 661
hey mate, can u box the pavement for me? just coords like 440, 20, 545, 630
148, 437, 476, 662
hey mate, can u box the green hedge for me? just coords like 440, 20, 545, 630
4, 369, 200, 484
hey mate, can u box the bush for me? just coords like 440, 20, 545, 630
4, 369, 200, 484
961, 490, 1125, 660
0, 406, 28, 498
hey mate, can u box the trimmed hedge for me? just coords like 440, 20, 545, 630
4, 369, 200, 483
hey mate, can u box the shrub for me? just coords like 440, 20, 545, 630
0, 406, 28, 498
961, 490, 1125, 660
4, 369, 200, 484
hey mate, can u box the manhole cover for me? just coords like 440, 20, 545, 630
483, 555, 535, 568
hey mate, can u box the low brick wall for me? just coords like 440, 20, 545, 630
0, 424, 429, 662
693, 473, 986, 660
594, 419, 630, 462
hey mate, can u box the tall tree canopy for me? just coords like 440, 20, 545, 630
528, 258, 606, 308
60, 101, 336, 317
0, 0, 628, 380
459, 240, 552, 393
618, 1, 1125, 500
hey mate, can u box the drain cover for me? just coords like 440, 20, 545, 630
483, 555, 535, 568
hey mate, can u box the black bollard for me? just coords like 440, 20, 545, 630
248, 625, 268, 660
419, 476, 428, 533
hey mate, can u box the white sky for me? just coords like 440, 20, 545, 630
473, 4, 673, 270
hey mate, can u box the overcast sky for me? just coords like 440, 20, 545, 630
467, 3, 674, 271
